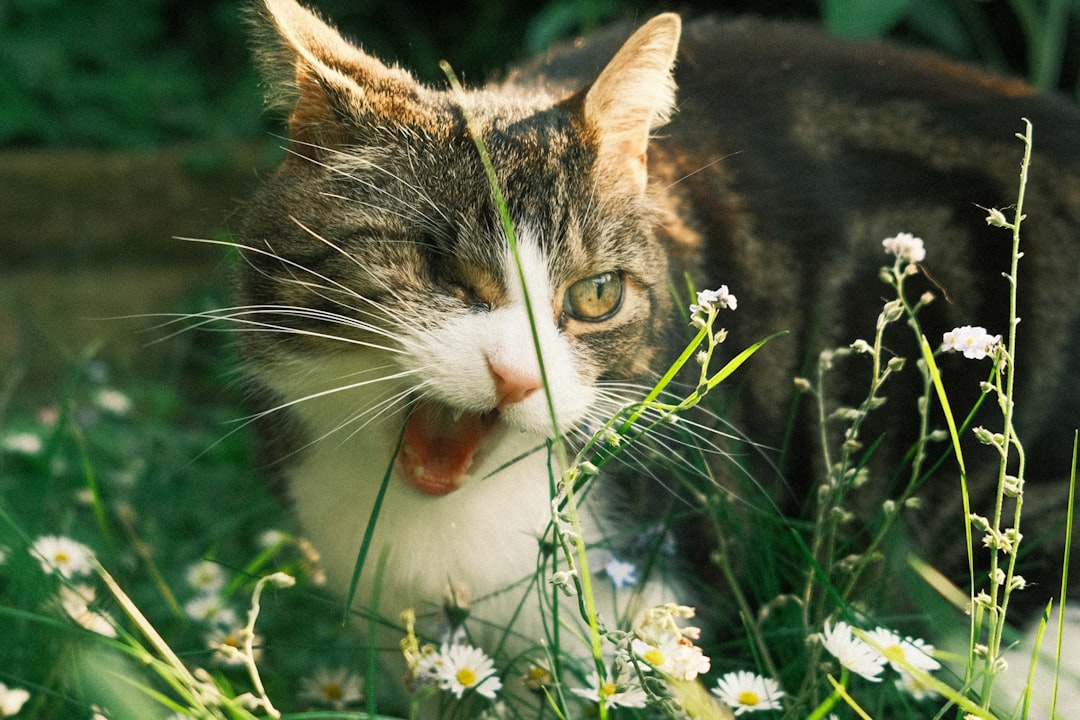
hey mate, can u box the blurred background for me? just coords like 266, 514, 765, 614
1, 0, 1078, 406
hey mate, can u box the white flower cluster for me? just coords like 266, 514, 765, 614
179, 558, 264, 668
632, 603, 711, 681
690, 286, 738, 326
297, 666, 365, 710
882, 232, 926, 264
941, 325, 1002, 360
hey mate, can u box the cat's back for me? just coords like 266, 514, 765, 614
518, 13, 1080, 596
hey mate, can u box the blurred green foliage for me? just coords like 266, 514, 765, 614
0, 0, 1075, 149
0, 0, 262, 147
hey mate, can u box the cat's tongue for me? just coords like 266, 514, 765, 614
399, 402, 493, 496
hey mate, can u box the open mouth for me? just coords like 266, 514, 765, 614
397, 400, 501, 496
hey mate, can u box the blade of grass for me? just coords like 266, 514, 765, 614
1049, 431, 1077, 719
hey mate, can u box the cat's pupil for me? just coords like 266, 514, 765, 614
563, 272, 624, 322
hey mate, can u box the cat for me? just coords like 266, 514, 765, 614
238, 0, 1080, 715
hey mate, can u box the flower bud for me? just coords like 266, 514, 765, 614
985, 207, 1009, 227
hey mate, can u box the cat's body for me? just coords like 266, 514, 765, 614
241, 0, 1080, 714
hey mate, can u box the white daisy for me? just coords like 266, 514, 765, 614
712, 670, 785, 715
434, 643, 502, 699
257, 529, 289, 548
184, 594, 238, 628
298, 666, 364, 709
30, 535, 95, 578
58, 584, 117, 638
184, 560, 227, 594
819, 620, 886, 682
206, 625, 261, 667
94, 388, 132, 415
895, 669, 940, 701
571, 669, 648, 709
2, 432, 43, 456
0, 682, 30, 716
863, 627, 941, 673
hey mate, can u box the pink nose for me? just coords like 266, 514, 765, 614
487, 360, 542, 410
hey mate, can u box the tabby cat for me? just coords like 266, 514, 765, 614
240, 0, 1080, 714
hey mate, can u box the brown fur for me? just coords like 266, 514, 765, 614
240, 2, 1080, 712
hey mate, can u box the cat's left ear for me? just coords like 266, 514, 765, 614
584, 13, 681, 195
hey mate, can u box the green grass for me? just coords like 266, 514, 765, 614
0, 122, 1076, 720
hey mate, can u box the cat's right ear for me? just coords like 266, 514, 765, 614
252, 0, 429, 157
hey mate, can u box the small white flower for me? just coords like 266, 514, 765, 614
666, 640, 711, 680
298, 666, 365, 709
819, 620, 886, 682
185, 560, 227, 594
2, 432, 43, 456
476, 701, 511, 720
571, 669, 648, 709
631, 635, 711, 681
712, 670, 785, 715
690, 285, 738, 318
428, 643, 502, 700
30, 536, 95, 578
941, 326, 1002, 360
58, 584, 117, 638
895, 669, 940, 701
257, 529, 289, 548
0, 682, 30, 716
413, 644, 446, 686
864, 627, 941, 674
634, 603, 702, 645
206, 625, 260, 667
184, 594, 238, 628
94, 388, 132, 415
882, 232, 926, 263
603, 557, 639, 590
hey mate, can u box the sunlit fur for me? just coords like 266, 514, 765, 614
239, 5, 688, 704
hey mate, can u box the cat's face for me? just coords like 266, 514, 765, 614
240, 0, 682, 495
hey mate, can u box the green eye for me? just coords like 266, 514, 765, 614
563, 272, 624, 322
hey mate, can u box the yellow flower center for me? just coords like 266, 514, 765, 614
599, 681, 617, 698
321, 682, 342, 701
54, 551, 70, 564
883, 644, 906, 663
737, 690, 761, 707
643, 648, 665, 666
456, 667, 478, 687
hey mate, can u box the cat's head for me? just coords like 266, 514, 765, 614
241, 0, 682, 496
